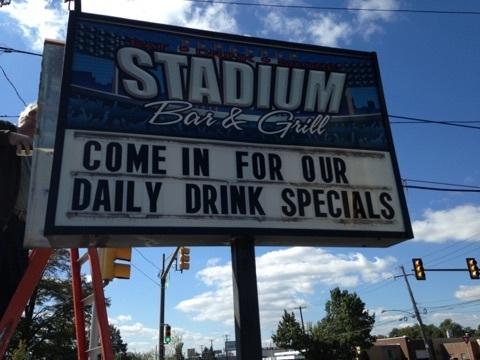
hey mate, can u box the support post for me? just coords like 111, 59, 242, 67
74, 0, 81, 12
159, 254, 165, 360
298, 306, 305, 332
231, 236, 262, 360
159, 248, 180, 360
400, 266, 436, 360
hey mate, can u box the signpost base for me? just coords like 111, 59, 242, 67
231, 236, 262, 360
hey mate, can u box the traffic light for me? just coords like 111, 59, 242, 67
179, 247, 190, 271
164, 324, 171, 344
412, 258, 426, 280
466, 258, 479, 279
99, 248, 132, 280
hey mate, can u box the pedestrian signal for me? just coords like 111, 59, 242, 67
179, 247, 190, 271
412, 258, 426, 280
466, 258, 479, 279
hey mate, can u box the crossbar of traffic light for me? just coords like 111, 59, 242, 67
411, 258, 480, 281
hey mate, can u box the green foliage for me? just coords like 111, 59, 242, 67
272, 310, 307, 351
439, 318, 464, 338
126, 351, 156, 360
273, 288, 375, 360
389, 319, 468, 340
7, 249, 128, 359
111, 324, 129, 358
313, 287, 375, 359
11, 340, 28, 360
201, 346, 215, 360
9, 249, 79, 358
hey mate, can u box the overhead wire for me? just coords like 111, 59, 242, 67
428, 243, 480, 268
184, 0, 480, 16
131, 263, 160, 287
403, 185, 480, 192
389, 115, 480, 130
403, 179, 480, 190
134, 248, 161, 271
0, 64, 27, 106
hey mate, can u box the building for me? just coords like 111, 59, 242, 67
367, 336, 480, 360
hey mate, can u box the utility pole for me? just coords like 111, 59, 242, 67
297, 306, 306, 332
159, 248, 181, 360
225, 334, 229, 360
400, 266, 436, 360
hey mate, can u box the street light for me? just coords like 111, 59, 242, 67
381, 309, 419, 322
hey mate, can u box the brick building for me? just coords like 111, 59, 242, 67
366, 336, 480, 360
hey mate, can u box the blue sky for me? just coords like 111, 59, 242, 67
1, 0, 480, 355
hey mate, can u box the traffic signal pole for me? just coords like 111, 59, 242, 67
400, 266, 436, 360
159, 248, 180, 360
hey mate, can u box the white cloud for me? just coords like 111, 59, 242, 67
307, 15, 353, 47
2, 0, 237, 51
115, 321, 158, 352
412, 205, 480, 243
349, 0, 399, 23
2, 0, 67, 50
110, 316, 229, 353
455, 285, 480, 301
348, 0, 400, 38
176, 247, 396, 328
206, 257, 221, 267
259, 10, 351, 47
257, 0, 399, 46
117, 314, 133, 322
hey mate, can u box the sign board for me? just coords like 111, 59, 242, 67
45, 11, 412, 247
225, 340, 236, 352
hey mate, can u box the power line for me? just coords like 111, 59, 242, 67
403, 185, 480, 192
389, 115, 480, 130
134, 248, 161, 271
403, 178, 480, 190
131, 263, 161, 287
184, 0, 480, 16
0, 64, 26, 107
391, 120, 480, 125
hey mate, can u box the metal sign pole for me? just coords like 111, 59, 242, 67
231, 236, 262, 360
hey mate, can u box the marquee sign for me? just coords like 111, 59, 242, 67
45, 11, 412, 246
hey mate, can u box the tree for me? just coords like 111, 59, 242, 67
390, 325, 422, 339
439, 318, 464, 338
165, 332, 185, 359
272, 304, 360, 359
11, 340, 28, 360
390, 323, 447, 340
8, 249, 79, 358
7, 249, 129, 359
111, 324, 129, 359
312, 287, 375, 359
201, 346, 215, 360
272, 310, 307, 351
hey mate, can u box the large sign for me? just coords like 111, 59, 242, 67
45, 11, 412, 246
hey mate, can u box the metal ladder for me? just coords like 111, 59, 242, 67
0, 248, 114, 360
